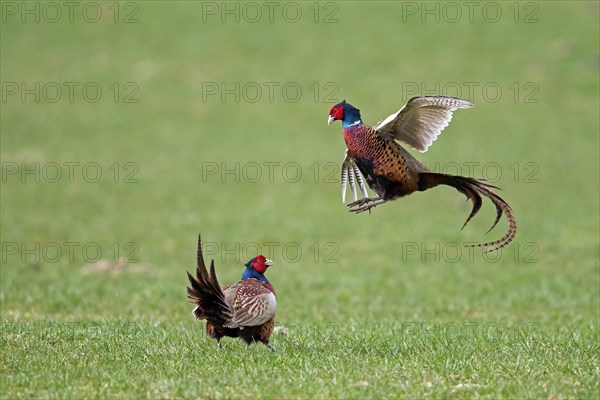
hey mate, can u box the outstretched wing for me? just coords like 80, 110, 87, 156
341, 149, 369, 203
223, 280, 277, 328
374, 96, 474, 152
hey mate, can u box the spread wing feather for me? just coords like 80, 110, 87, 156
374, 96, 474, 152
341, 149, 369, 203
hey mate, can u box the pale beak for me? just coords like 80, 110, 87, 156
328, 115, 335, 125
265, 259, 274, 267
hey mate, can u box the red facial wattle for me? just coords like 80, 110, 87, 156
252, 256, 268, 274
330, 105, 344, 121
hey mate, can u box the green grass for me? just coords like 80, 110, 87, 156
1, 1, 599, 398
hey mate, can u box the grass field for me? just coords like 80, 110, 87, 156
1, 1, 599, 398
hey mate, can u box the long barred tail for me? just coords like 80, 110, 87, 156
186, 234, 232, 326
418, 172, 517, 252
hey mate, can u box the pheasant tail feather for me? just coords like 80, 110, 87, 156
418, 172, 517, 251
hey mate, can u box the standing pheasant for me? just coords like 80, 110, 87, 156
186, 235, 277, 351
327, 96, 517, 251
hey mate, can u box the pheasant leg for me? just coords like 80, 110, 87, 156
347, 197, 386, 213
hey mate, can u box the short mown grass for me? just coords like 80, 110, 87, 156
1, 1, 599, 399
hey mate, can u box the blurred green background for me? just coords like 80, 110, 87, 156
1, 1, 598, 398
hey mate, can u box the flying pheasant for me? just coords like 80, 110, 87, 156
186, 235, 277, 351
328, 96, 517, 251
